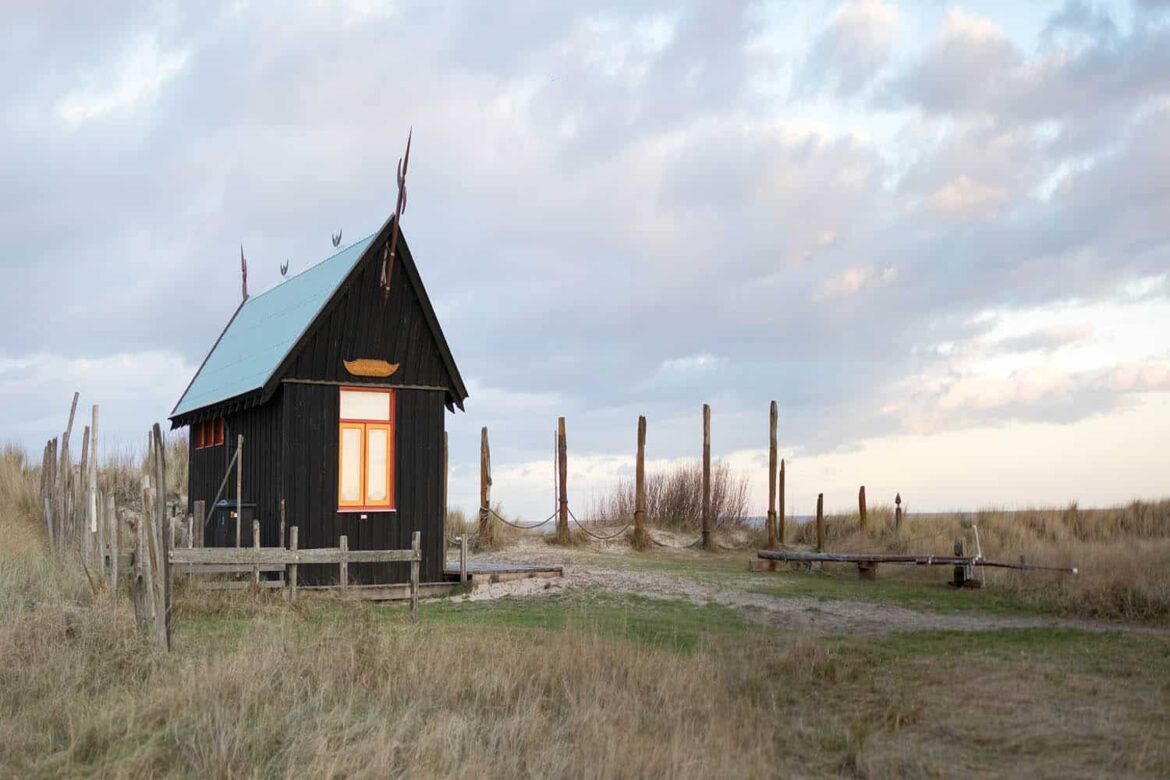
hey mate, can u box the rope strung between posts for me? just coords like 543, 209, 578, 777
480, 506, 558, 530
567, 507, 633, 541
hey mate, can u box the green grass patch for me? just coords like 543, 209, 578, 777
420, 591, 767, 653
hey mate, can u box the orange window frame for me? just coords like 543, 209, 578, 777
195, 421, 206, 449
337, 388, 396, 511
215, 418, 225, 446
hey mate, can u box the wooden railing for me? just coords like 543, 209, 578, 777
168, 530, 422, 619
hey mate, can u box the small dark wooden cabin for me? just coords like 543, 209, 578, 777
169, 216, 467, 585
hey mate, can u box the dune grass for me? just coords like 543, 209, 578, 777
4, 445, 1170, 777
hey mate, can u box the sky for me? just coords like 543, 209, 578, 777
2, 0, 1169, 520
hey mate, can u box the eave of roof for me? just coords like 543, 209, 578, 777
170, 235, 376, 419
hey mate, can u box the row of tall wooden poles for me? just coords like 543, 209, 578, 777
39, 392, 118, 575
38, 392, 173, 650
475, 402, 772, 550
474, 400, 905, 551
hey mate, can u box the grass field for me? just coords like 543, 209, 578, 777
3, 447, 1170, 778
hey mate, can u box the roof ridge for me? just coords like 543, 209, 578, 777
243, 231, 379, 305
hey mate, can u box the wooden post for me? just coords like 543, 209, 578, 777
152, 424, 171, 651
41, 441, 54, 547
894, 493, 903, 534
88, 405, 99, 569
107, 494, 118, 608
186, 513, 193, 549
235, 434, 244, 547
193, 500, 205, 548
858, 485, 867, 532
279, 498, 286, 549
778, 458, 786, 545
767, 401, 777, 551
339, 535, 349, 590
633, 415, 647, 548
288, 526, 299, 602
410, 530, 420, 621
96, 489, 107, 576
459, 533, 468, 583
79, 425, 89, 556
702, 404, 711, 551
252, 519, 261, 585
60, 393, 78, 545
478, 427, 492, 545
137, 477, 155, 634
557, 417, 569, 544
816, 493, 825, 553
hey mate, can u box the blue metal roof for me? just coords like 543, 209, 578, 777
171, 234, 376, 417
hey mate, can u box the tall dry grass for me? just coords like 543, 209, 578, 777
0, 448, 851, 777
588, 460, 751, 532
787, 501, 1170, 621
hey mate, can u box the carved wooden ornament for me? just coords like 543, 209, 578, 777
343, 359, 400, 378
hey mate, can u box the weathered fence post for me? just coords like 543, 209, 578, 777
816, 493, 825, 553
702, 403, 711, 551
633, 415, 647, 548
107, 494, 118, 608
279, 498, 286, 550
235, 434, 244, 548
288, 526, 299, 602
79, 425, 90, 559
193, 500, 205, 548
459, 533, 468, 583
410, 530, 420, 621
186, 513, 193, 549
61, 392, 79, 547
557, 417, 570, 544
88, 405, 99, 568
252, 519, 261, 585
858, 485, 867, 532
778, 458, 786, 545
479, 426, 492, 546
152, 424, 171, 651
894, 493, 903, 534
767, 401, 778, 553
339, 535, 349, 590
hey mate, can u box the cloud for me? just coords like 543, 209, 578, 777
796, 0, 900, 98
2, 1, 1169, 520
55, 33, 190, 124
922, 175, 1008, 218
818, 265, 897, 299
993, 323, 1093, 353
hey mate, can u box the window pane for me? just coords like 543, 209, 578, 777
367, 427, 388, 503
340, 390, 390, 421
340, 426, 363, 503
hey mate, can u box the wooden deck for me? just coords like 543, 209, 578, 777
443, 560, 564, 585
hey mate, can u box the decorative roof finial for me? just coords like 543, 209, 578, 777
240, 244, 249, 302
381, 127, 412, 303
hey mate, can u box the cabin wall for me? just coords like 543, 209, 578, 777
282, 381, 446, 585
283, 241, 452, 392
186, 389, 284, 546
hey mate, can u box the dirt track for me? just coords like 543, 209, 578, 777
450, 535, 1165, 636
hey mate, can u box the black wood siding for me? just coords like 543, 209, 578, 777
283, 240, 452, 393
281, 382, 445, 585
187, 388, 284, 547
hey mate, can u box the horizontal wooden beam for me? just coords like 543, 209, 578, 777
170, 547, 417, 566
281, 378, 448, 393
172, 563, 287, 575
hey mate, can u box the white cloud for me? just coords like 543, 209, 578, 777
922, 175, 1008, 217
56, 33, 189, 124
818, 265, 897, 298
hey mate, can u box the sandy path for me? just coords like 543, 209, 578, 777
447, 539, 1165, 636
